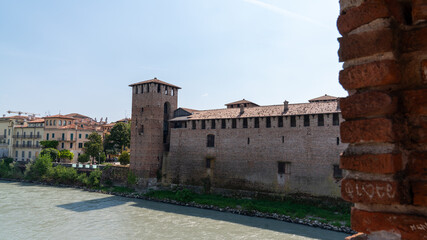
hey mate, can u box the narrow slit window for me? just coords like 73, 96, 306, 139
201, 120, 206, 129
207, 134, 215, 147
266, 117, 271, 128
232, 119, 237, 129
290, 116, 296, 127
192, 121, 196, 130
211, 120, 216, 129
221, 119, 226, 129
278, 117, 283, 127
333, 113, 340, 126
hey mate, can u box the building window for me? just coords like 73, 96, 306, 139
192, 121, 196, 130
201, 120, 206, 129
333, 164, 343, 179
254, 118, 259, 128
157, 84, 161, 93
49, 120, 52, 126
59, 120, 62, 126
207, 134, 215, 147
221, 119, 226, 129
243, 119, 248, 128
290, 116, 296, 127
53, 120, 56, 126
211, 120, 216, 129
30, 132, 33, 138
17, 132, 19, 137
8, 129, 10, 135
247, 138, 250, 144
85, 134, 88, 138
266, 117, 271, 128
333, 113, 340, 126
27, 141, 31, 147
52, 133, 55, 138
22, 151, 25, 158
282, 136, 284, 143
46, 133, 50, 140
70, 143, 73, 148
79, 134, 82, 139
318, 114, 324, 126
78, 143, 83, 148
337, 137, 340, 145
165, 87, 168, 95
61, 142, 64, 148
37, 132, 40, 138
3, 129, 6, 137
171, 89, 174, 96
36, 141, 39, 147
232, 119, 237, 129
139, 125, 144, 135
15, 151, 18, 158
278, 162, 291, 174
206, 157, 213, 169
62, 133, 65, 140
29, 151, 32, 159
304, 115, 310, 127
278, 117, 283, 127
71, 133, 74, 140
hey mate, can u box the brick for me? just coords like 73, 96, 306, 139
337, 0, 390, 35
403, 89, 427, 115
342, 179, 402, 204
340, 91, 397, 119
341, 118, 394, 143
412, 0, 427, 24
338, 29, 394, 61
401, 27, 427, 53
422, 60, 427, 84
339, 60, 400, 90
408, 152, 427, 177
340, 153, 402, 174
351, 208, 427, 239
412, 181, 427, 206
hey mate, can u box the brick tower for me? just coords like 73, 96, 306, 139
129, 78, 180, 187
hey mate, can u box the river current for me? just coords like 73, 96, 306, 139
0, 181, 349, 240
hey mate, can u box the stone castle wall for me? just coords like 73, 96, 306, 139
164, 114, 347, 197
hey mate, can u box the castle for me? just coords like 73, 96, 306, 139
129, 78, 347, 197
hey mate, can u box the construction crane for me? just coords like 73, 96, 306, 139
7, 110, 40, 118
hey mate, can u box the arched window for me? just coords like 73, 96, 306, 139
207, 134, 215, 147
59, 120, 62, 126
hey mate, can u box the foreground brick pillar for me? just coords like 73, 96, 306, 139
337, 0, 427, 239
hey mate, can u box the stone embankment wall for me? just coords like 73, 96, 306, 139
337, 0, 427, 239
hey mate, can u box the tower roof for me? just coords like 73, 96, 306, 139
308, 94, 338, 102
225, 99, 259, 106
129, 78, 181, 89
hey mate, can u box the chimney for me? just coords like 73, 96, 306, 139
283, 100, 289, 112
240, 104, 244, 114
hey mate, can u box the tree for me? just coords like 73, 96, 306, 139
25, 155, 53, 180
84, 132, 103, 164
59, 149, 74, 162
104, 122, 130, 154
119, 151, 130, 165
78, 153, 90, 163
40, 148, 59, 162
40, 140, 59, 149
99, 152, 106, 164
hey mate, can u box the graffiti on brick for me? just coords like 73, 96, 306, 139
344, 180, 396, 200
410, 222, 427, 231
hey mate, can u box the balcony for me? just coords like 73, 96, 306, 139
55, 138, 76, 142
14, 144, 41, 149
12, 135, 42, 139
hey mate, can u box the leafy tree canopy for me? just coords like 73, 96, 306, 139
104, 122, 130, 154
59, 149, 74, 161
40, 140, 59, 149
40, 148, 59, 161
78, 153, 90, 163
84, 132, 103, 164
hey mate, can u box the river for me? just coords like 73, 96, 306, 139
0, 181, 349, 240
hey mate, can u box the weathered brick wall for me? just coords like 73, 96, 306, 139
337, 0, 427, 239
130, 82, 178, 186
164, 114, 347, 197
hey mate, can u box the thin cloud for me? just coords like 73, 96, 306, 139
242, 0, 331, 29
202, 93, 209, 97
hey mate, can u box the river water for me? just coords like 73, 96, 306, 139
0, 181, 349, 240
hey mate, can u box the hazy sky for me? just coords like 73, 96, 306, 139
0, 0, 345, 122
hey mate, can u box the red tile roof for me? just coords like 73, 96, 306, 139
225, 99, 259, 106
44, 114, 75, 120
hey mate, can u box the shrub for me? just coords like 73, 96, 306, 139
88, 169, 102, 187
175, 189, 194, 202
78, 153, 90, 164
59, 150, 74, 162
2, 157, 13, 165
25, 155, 53, 180
99, 152, 106, 164
53, 165, 78, 184
119, 151, 130, 165
77, 173, 89, 186
0, 159, 11, 178
127, 171, 137, 186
